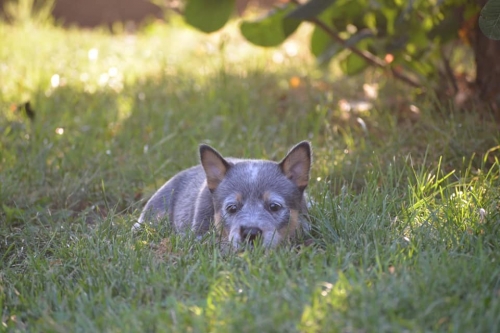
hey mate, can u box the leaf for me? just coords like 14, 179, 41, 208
308, 1, 373, 65
340, 52, 368, 75
479, 0, 500, 40
310, 25, 332, 57
311, 27, 374, 66
24, 101, 35, 121
339, 40, 371, 76
287, 0, 336, 20
308, 2, 339, 57
399, 53, 435, 77
240, 4, 302, 47
184, 0, 235, 33
380, 7, 398, 36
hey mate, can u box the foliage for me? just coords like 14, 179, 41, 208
1, 21, 500, 331
183, 0, 482, 87
184, 0, 236, 33
479, 0, 500, 40
240, 4, 301, 47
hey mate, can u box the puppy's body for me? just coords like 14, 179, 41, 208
134, 142, 312, 249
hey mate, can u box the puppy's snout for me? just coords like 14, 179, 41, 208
240, 226, 262, 243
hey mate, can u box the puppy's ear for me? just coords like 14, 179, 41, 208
279, 141, 312, 191
200, 144, 231, 191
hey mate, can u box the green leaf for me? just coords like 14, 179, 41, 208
287, 0, 336, 20
311, 26, 342, 66
340, 53, 368, 75
479, 0, 500, 40
339, 43, 369, 76
380, 7, 398, 36
240, 4, 302, 47
311, 27, 374, 65
402, 57, 435, 77
308, 1, 339, 57
184, 0, 235, 33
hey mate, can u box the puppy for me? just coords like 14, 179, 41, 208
134, 141, 312, 249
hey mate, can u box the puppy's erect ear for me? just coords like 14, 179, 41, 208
200, 144, 231, 191
279, 141, 312, 191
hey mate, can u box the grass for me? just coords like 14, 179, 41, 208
1, 16, 500, 332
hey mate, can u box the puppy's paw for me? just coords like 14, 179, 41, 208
131, 222, 142, 232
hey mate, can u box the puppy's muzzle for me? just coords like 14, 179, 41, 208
240, 226, 262, 244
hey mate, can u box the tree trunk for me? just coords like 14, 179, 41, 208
474, 0, 500, 119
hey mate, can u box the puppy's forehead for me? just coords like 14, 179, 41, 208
231, 160, 278, 179
239, 160, 275, 181
222, 161, 298, 196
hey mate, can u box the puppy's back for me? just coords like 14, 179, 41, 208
137, 165, 209, 232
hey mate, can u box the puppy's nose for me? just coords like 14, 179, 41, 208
240, 226, 262, 243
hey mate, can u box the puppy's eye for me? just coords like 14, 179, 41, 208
226, 204, 238, 214
269, 202, 282, 212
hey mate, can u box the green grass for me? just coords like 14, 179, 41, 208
1, 18, 500, 332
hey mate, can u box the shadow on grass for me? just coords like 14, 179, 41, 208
1, 64, 499, 228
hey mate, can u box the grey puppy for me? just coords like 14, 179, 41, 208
133, 141, 312, 249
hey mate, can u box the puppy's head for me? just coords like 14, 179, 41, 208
200, 142, 312, 250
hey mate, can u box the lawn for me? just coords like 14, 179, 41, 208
1, 17, 500, 332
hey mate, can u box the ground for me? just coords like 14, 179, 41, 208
1, 17, 499, 332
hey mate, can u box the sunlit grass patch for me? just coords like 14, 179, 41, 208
399, 155, 498, 252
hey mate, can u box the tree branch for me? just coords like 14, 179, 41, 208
290, 0, 422, 88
